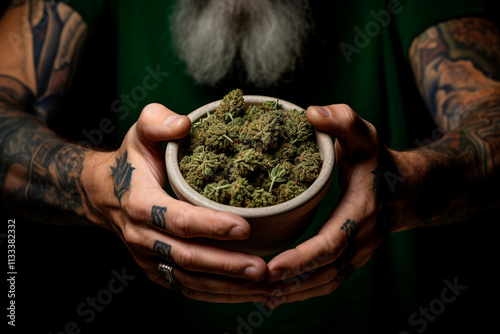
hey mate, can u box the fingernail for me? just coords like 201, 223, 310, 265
244, 266, 260, 280
164, 114, 182, 128
315, 106, 331, 118
229, 226, 247, 239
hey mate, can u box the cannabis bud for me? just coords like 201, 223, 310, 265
179, 89, 322, 208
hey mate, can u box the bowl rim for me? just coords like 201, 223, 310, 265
165, 95, 335, 219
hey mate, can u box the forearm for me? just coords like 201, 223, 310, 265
0, 99, 108, 226
383, 17, 500, 232
384, 98, 500, 232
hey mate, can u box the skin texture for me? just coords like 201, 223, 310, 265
0, 1, 499, 307
0, 0, 270, 304
263, 17, 500, 307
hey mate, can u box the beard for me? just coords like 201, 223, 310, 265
170, 0, 313, 88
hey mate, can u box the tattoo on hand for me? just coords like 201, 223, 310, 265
340, 219, 358, 241
154, 240, 173, 262
110, 150, 135, 206
151, 205, 167, 228
151, 205, 167, 229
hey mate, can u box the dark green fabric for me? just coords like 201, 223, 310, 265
53, 0, 494, 333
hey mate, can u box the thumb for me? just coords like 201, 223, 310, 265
136, 103, 191, 143
306, 104, 378, 157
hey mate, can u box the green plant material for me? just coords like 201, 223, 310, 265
268, 164, 287, 192
276, 180, 309, 203
283, 108, 314, 144
179, 146, 227, 191
180, 89, 322, 207
248, 188, 276, 208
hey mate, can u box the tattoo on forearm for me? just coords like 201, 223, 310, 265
153, 240, 173, 262
403, 17, 500, 226
0, 77, 97, 224
410, 17, 500, 131
0, 1, 90, 224
409, 17, 500, 180
110, 150, 135, 206
151, 205, 167, 229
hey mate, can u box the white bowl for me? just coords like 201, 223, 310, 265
165, 96, 335, 256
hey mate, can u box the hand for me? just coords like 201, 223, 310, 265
84, 103, 269, 303
264, 104, 389, 308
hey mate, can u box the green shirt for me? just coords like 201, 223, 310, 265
57, 0, 492, 333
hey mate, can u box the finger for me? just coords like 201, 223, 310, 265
175, 268, 272, 295
266, 229, 348, 283
125, 186, 251, 240
270, 263, 342, 296
139, 256, 269, 303
306, 104, 378, 158
267, 193, 368, 283
181, 289, 268, 303
264, 264, 355, 308
147, 229, 268, 281
136, 103, 191, 143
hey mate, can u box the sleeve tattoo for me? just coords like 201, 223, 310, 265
409, 18, 500, 180
0, 1, 91, 224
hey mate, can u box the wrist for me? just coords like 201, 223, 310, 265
375, 149, 429, 233
81, 149, 120, 230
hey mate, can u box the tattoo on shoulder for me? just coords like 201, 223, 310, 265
110, 150, 135, 206
151, 205, 167, 229
153, 240, 173, 262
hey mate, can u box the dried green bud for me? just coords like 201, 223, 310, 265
218, 88, 245, 118
232, 148, 264, 176
179, 146, 227, 192
202, 179, 231, 203
283, 109, 314, 144
228, 177, 254, 207
240, 110, 285, 152
276, 180, 309, 203
275, 143, 298, 162
292, 150, 322, 182
180, 89, 322, 208
248, 188, 276, 208
204, 122, 234, 153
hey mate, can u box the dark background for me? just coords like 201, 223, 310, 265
1, 1, 500, 333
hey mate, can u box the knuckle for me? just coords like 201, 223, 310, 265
170, 210, 192, 237
336, 104, 357, 135
210, 217, 231, 237
176, 246, 196, 271
122, 226, 145, 248
122, 193, 147, 222
318, 236, 345, 264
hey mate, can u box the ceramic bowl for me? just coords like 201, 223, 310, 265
165, 95, 334, 256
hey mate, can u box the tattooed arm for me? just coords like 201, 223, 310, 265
394, 17, 500, 230
0, 0, 91, 224
0, 0, 268, 302
263, 17, 500, 307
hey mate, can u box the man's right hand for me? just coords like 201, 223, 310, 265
84, 103, 270, 303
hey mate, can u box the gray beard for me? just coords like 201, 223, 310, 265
170, 0, 313, 88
